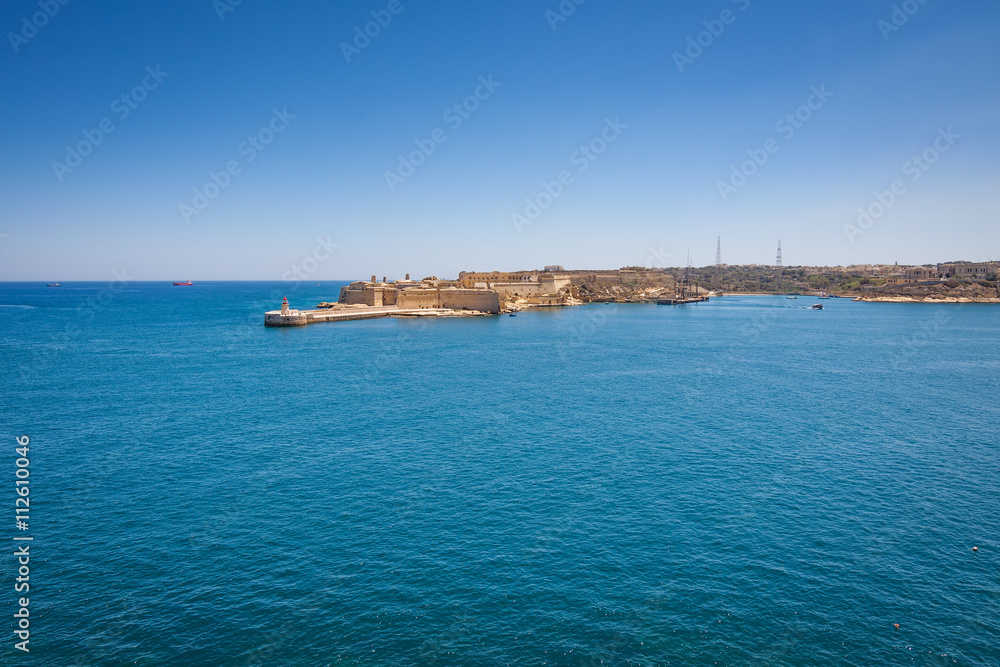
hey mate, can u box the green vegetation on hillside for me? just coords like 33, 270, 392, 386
669, 265, 877, 294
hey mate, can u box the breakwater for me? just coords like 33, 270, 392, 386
264, 305, 474, 327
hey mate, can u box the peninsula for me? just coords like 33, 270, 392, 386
263, 260, 1000, 326
264, 267, 674, 326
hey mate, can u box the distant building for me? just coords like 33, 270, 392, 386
457, 267, 674, 300
937, 262, 998, 279
458, 271, 537, 287
904, 267, 936, 281
543, 265, 564, 272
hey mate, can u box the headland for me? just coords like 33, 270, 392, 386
264, 267, 677, 326
263, 260, 1000, 326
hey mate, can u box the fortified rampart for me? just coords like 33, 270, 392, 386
458, 271, 537, 287
397, 287, 500, 313
338, 279, 500, 313
490, 282, 546, 297
339, 281, 398, 306
557, 268, 675, 288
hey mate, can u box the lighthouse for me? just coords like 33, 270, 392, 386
281, 297, 289, 315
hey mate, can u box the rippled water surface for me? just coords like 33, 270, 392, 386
1, 282, 998, 665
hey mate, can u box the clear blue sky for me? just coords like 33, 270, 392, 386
1, 0, 998, 280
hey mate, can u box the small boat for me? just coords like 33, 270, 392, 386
508, 313, 517, 317
786, 295, 798, 299
810, 303, 824, 310
47, 283, 60, 287
172, 280, 193, 286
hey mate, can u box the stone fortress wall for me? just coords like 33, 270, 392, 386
339, 274, 500, 313
397, 288, 500, 312
338, 267, 675, 313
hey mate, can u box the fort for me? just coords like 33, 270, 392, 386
337, 274, 501, 312
264, 274, 504, 327
263, 267, 677, 326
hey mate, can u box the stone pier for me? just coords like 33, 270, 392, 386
264, 305, 473, 327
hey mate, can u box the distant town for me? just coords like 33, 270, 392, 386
663, 260, 1000, 301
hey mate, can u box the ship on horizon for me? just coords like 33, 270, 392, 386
172, 280, 193, 286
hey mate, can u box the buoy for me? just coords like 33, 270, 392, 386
973, 546, 979, 552
894, 624, 900, 629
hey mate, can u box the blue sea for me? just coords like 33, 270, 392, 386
1, 282, 998, 666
